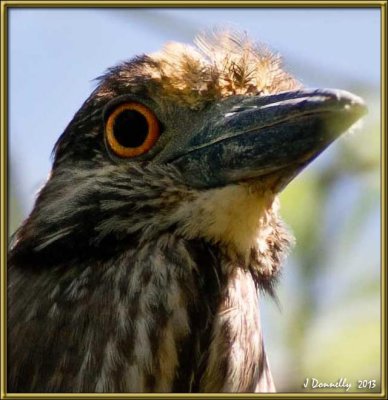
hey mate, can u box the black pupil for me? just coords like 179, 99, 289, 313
113, 109, 149, 148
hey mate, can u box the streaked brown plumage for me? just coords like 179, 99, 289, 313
8, 31, 366, 393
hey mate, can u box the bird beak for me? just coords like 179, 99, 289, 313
170, 88, 367, 192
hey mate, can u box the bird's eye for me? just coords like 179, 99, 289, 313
105, 102, 160, 157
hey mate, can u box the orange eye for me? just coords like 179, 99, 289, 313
105, 102, 160, 158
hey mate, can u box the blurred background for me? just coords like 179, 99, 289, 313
8, 7, 381, 393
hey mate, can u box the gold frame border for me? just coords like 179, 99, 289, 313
0, 1, 386, 399
0, 1, 387, 6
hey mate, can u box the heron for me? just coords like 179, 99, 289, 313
7, 32, 366, 393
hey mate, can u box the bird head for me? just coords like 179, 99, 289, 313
12, 32, 366, 281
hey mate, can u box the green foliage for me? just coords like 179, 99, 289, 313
273, 88, 380, 392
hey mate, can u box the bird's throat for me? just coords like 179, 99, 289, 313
175, 183, 278, 262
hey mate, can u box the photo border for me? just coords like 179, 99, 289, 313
0, 1, 386, 398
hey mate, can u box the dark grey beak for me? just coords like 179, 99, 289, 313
170, 88, 367, 192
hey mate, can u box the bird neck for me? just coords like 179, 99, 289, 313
171, 183, 293, 293
9, 165, 292, 295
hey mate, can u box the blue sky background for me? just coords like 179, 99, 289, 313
8, 7, 381, 392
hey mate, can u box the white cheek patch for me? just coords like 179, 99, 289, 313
174, 183, 277, 259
